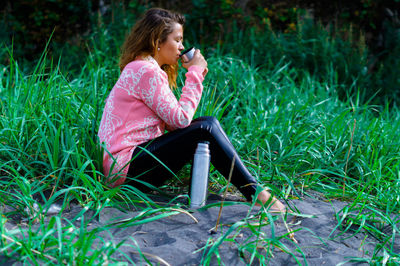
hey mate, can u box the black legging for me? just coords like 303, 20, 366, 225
127, 116, 259, 201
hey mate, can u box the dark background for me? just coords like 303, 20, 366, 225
1, 0, 399, 104
2, 0, 399, 58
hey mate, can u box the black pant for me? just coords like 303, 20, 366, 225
127, 116, 258, 201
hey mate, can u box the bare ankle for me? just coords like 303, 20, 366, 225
255, 190, 286, 212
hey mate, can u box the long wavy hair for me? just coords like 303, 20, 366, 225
119, 8, 185, 88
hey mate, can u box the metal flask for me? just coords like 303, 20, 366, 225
190, 141, 211, 208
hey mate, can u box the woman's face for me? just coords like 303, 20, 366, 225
155, 23, 184, 66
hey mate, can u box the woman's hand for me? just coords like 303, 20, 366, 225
182, 49, 208, 77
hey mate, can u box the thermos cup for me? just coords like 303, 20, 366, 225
181, 47, 195, 62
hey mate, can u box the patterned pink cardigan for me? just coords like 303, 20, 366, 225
98, 56, 205, 187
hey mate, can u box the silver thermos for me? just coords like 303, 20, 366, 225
190, 141, 211, 208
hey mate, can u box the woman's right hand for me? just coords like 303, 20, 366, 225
182, 49, 208, 76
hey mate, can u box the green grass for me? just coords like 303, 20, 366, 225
1, 19, 400, 264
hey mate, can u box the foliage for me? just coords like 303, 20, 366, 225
1, 43, 400, 263
1, 0, 98, 61
2, 1, 399, 103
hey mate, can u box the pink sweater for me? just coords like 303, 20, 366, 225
98, 56, 205, 186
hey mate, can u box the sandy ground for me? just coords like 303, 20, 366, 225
1, 191, 394, 265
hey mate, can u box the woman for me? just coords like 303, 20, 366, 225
98, 8, 286, 212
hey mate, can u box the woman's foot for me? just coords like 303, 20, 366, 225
255, 189, 287, 213
255, 189, 298, 242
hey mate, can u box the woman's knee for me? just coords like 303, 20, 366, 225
193, 116, 221, 131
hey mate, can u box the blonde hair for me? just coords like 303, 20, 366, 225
119, 8, 185, 88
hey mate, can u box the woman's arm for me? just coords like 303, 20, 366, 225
139, 65, 205, 129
